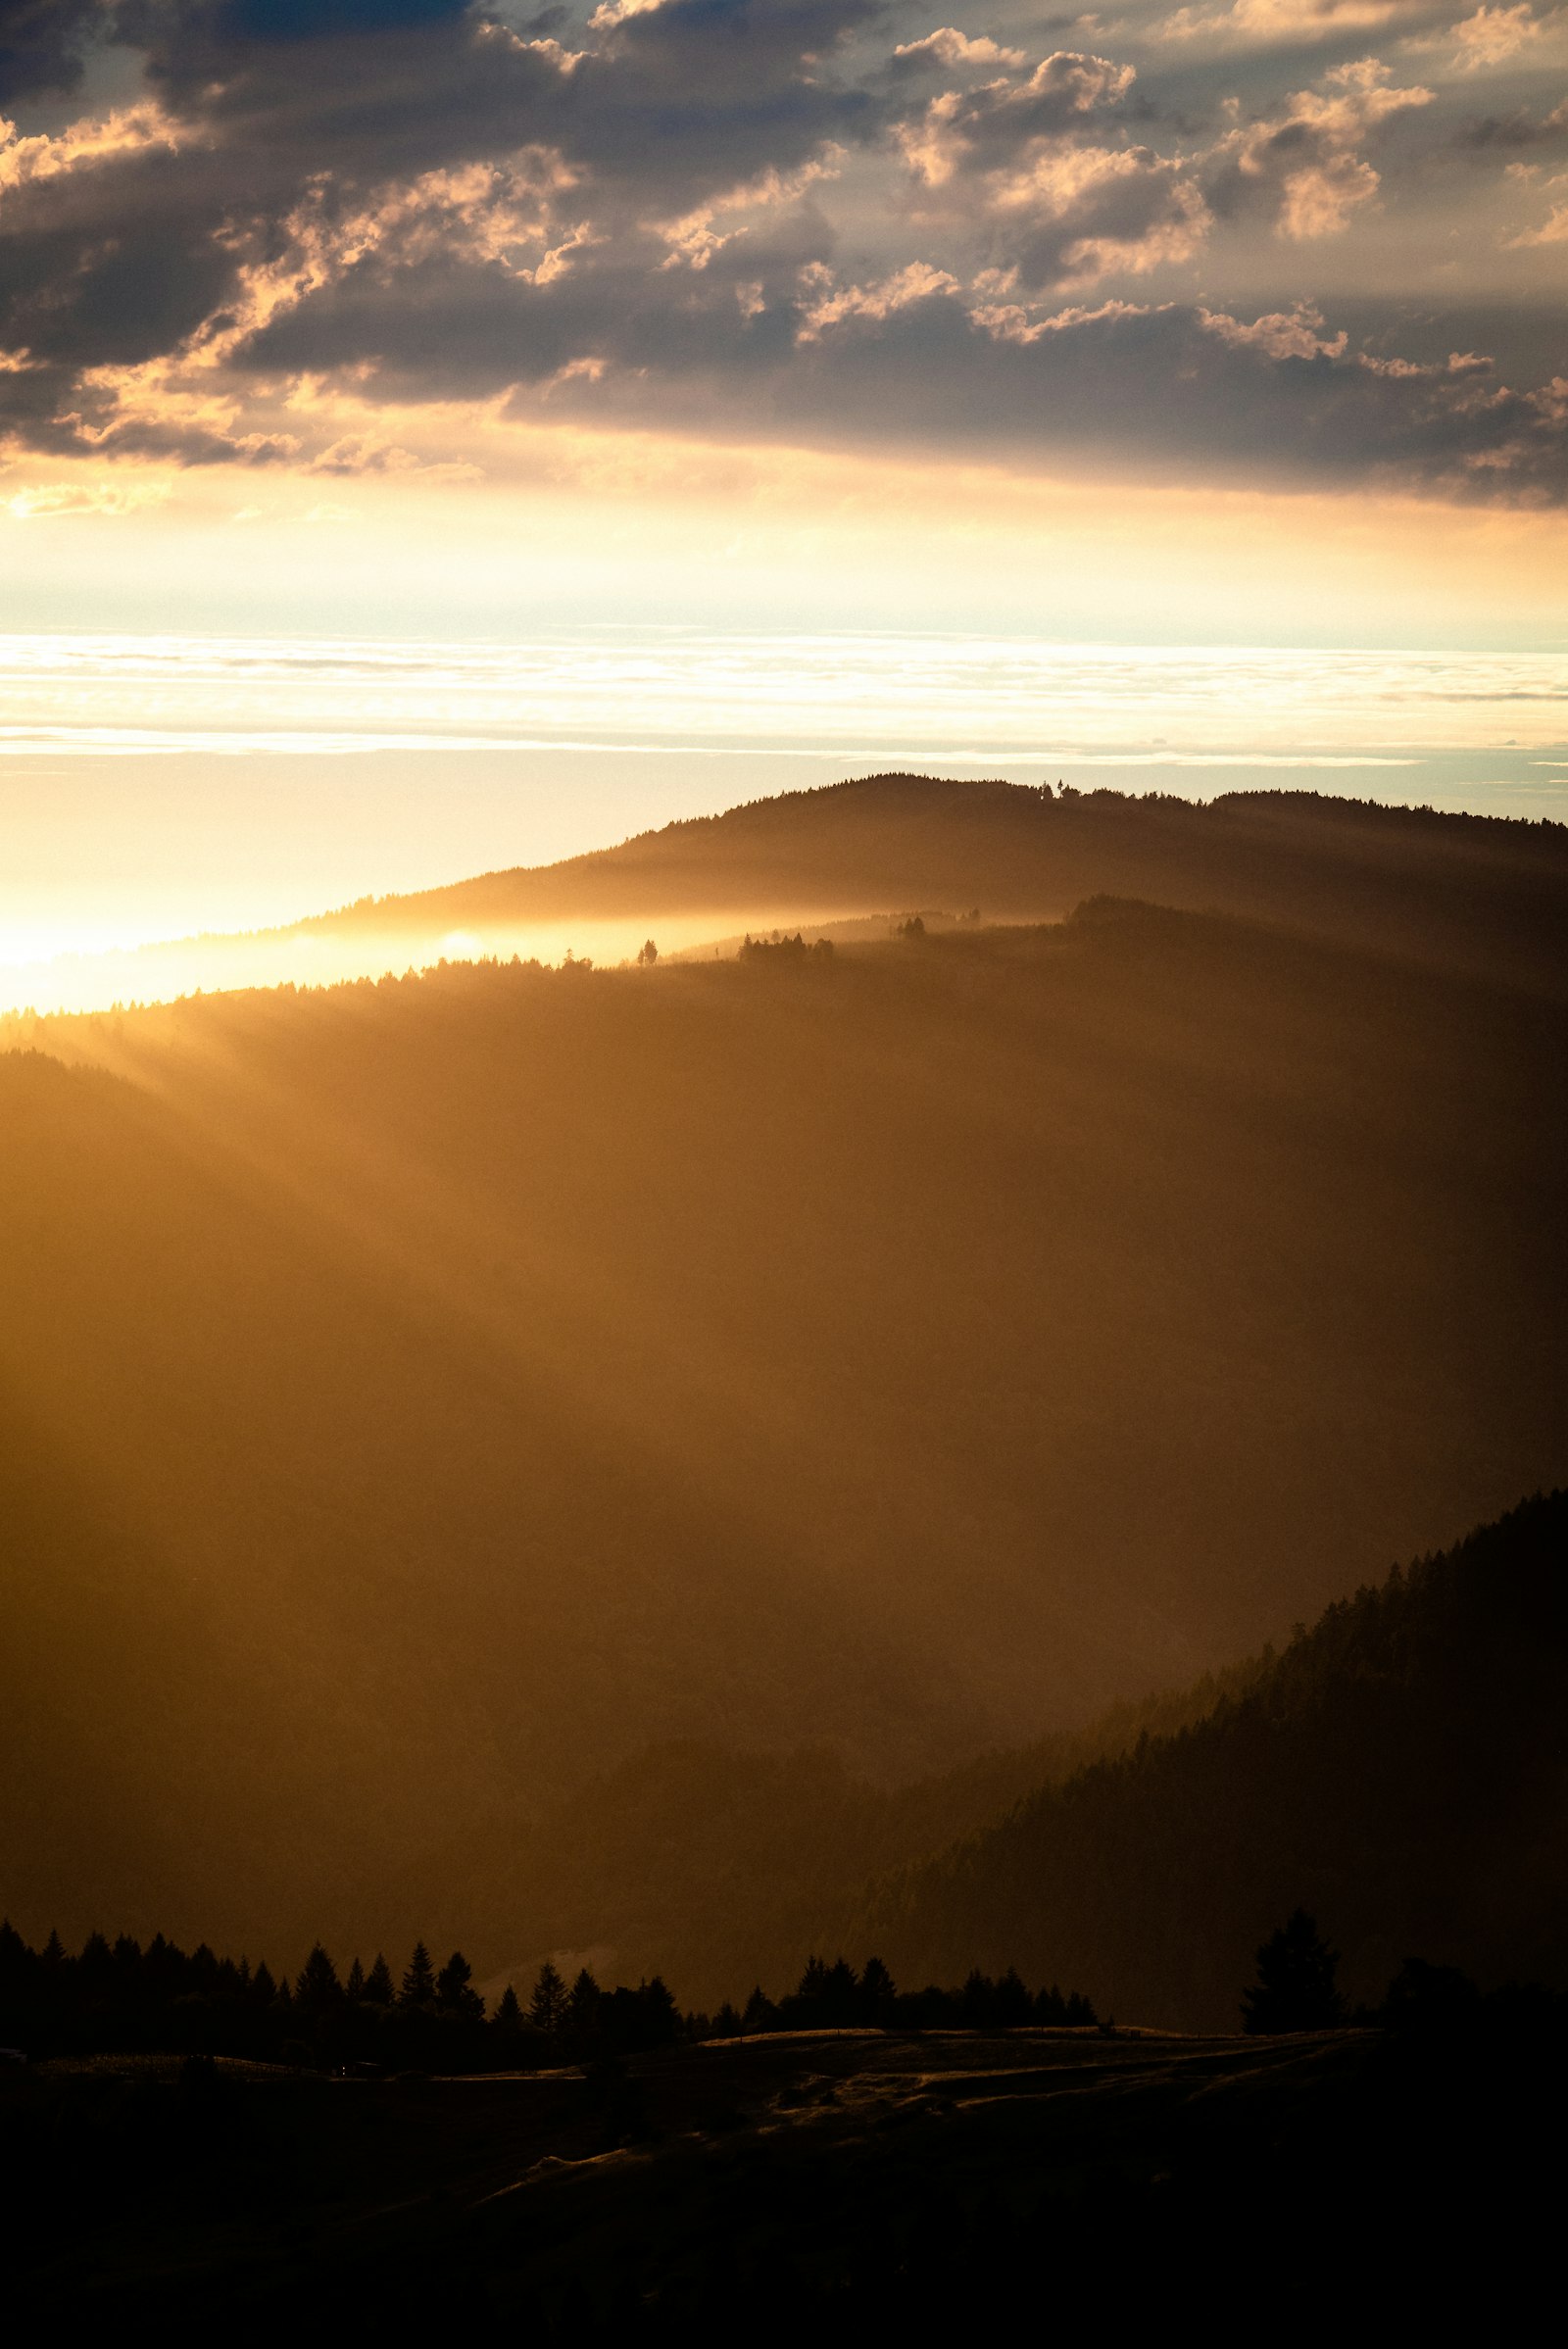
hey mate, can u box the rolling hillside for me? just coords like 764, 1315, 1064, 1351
4, 861, 1564, 1970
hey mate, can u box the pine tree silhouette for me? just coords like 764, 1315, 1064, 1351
566, 1967, 602, 2041
364, 1954, 395, 2005
1243, 1910, 1345, 2032
859, 1956, 897, 2025
295, 1944, 343, 2013
401, 1941, 437, 2008
436, 1950, 484, 2023
529, 1960, 567, 2036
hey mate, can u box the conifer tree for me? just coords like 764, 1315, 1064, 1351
529, 1960, 567, 2036
493, 1983, 524, 2034
566, 1967, 602, 2042
795, 1956, 829, 2008
364, 1954, 395, 2005
995, 1967, 1032, 2027
401, 1941, 437, 2008
859, 1956, 897, 2025
344, 1956, 366, 2002
436, 1950, 484, 2023
638, 1977, 680, 2046
1242, 1911, 1345, 2033
295, 1944, 343, 2012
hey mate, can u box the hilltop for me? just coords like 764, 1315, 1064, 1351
299, 777, 1568, 999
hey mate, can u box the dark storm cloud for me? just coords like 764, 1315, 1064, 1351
0, 3, 1565, 498
0, 0, 97, 99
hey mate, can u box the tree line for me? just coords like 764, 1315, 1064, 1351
0, 1924, 1097, 2071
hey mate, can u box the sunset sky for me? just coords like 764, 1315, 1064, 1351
2, 0, 1566, 967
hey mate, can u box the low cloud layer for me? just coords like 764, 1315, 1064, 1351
0, 0, 1563, 498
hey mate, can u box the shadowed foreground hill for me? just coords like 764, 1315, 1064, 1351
2, 892, 1565, 1964
308, 777, 1568, 999
853, 1494, 1568, 2029
9, 2019, 1563, 2332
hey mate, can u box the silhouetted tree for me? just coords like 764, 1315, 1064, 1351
364, 1954, 394, 2005
529, 1960, 567, 2036
639, 1977, 680, 2047
295, 1944, 343, 2014
344, 1956, 367, 2002
1243, 1911, 1345, 2032
1381, 1958, 1482, 2033
859, 1957, 897, 2025
400, 1941, 437, 2009
566, 1967, 602, 2043
960, 1969, 995, 2028
742, 1985, 779, 2031
995, 1968, 1032, 2027
492, 1983, 524, 2036
636, 939, 659, 966
436, 1950, 484, 2023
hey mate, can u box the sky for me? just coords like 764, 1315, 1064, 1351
1, 0, 1566, 978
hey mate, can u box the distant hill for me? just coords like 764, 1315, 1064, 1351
850, 1493, 1568, 2029
3, 888, 1564, 1969
302, 777, 1568, 999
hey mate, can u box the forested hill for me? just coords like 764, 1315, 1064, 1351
4, 902, 1564, 1973
850, 1493, 1568, 2031
304, 778, 1568, 999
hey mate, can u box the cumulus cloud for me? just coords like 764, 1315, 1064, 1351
1446, 2, 1548, 65
1206, 59, 1434, 239
890, 26, 1028, 75
887, 49, 1209, 290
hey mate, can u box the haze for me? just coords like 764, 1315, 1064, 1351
1, 9, 1565, 2319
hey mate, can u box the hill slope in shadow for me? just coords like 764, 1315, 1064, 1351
850, 1493, 1568, 2028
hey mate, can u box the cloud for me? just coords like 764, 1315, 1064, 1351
0, 1, 1558, 505
896, 53, 1138, 188
0, 0, 98, 102
3, 474, 172, 515
768, 284, 1568, 501
218, 0, 472, 32
887, 49, 1207, 291
1206, 59, 1433, 239
1154, 0, 1428, 49
1456, 90, 1568, 145
1447, 3, 1547, 65
890, 26, 1029, 75
797, 258, 960, 335
0, 101, 190, 195
1503, 164, 1568, 235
